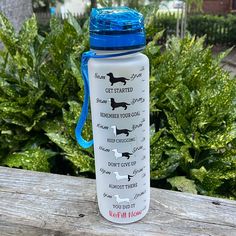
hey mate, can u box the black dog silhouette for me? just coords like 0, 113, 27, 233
110, 98, 130, 110
107, 72, 129, 86
128, 175, 134, 181
116, 128, 131, 136
111, 126, 132, 137
122, 152, 133, 160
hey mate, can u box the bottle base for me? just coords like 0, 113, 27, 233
99, 204, 150, 224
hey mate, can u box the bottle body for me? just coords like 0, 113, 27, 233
88, 51, 150, 224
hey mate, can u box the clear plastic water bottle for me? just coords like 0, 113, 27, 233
76, 7, 150, 224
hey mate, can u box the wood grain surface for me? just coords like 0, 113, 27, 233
0, 167, 235, 236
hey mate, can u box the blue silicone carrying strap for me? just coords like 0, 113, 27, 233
75, 49, 142, 149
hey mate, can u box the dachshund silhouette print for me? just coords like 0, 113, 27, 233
113, 171, 134, 182
112, 149, 133, 160
114, 195, 130, 204
111, 125, 132, 137
107, 72, 129, 86
110, 98, 130, 110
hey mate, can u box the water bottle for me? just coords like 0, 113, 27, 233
76, 7, 150, 224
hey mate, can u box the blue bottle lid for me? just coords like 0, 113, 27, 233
90, 7, 146, 50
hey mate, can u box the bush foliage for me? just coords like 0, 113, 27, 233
0, 13, 94, 174
150, 13, 236, 46
0, 13, 235, 199
188, 14, 236, 45
146, 35, 236, 199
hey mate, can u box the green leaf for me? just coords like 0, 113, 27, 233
167, 176, 198, 194
0, 13, 14, 34
215, 47, 233, 63
46, 131, 94, 172
165, 111, 188, 144
208, 123, 236, 149
25, 111, 47, 132
0, 102, 34, 117
147, 43, 159, 55
0, 80, 19, 98
151, 128, 166, 145
62, 101, 93, 143
67, 13, 82, 35
191, 166, 207, 182
50, 16, 63, 32
0, 13, 17, 56
1, 112, 30, 127
18, 14, 38, 52
1, 147, 55, 172
46, 132, 71, 153
66, 152, 95, 173
98, 0, 113, 7
150, 136, 181, 179
180, 145, 194, 164
70, 56, 83, 89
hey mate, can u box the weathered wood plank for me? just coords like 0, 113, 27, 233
0, 167, 235, 236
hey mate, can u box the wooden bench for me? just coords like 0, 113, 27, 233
0, 166, 235, 236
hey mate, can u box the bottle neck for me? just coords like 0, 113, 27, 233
91, 47, 144, 58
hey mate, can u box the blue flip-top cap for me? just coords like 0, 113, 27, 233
90, 7, 146, 50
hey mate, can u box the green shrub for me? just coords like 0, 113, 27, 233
38, 12, 236, 46
0, 13, 235, 199
37, 13, 89, 37
188, 14, 236, 45
0, 13, 94, 174
146, 35, 236, 199
147, 13, 236, 45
